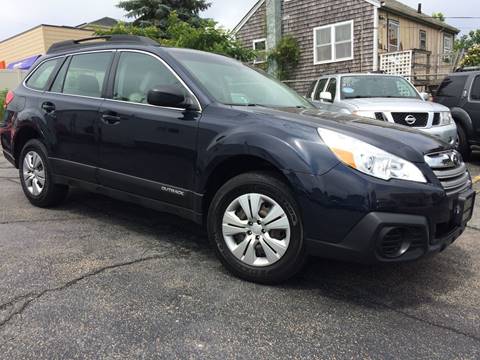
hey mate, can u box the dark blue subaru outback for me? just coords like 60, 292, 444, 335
1, 36, 476, 283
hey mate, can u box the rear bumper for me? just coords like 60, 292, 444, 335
305, 190, 476, 263
420, 123, 458, 146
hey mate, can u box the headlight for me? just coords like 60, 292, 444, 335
438, 112, 453, 126
352, 111, 376, 119
318, 128, 427, 183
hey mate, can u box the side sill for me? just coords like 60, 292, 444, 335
53, 175, 204, 225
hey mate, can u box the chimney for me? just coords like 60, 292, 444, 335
266, 0, 282, 76
417, 3, 422, 13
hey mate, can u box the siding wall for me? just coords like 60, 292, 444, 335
377, 9, 453, 56
42, 27, 94, 53
0, 26, 93, 67
0, 27, 46, 65
236, 0, 376, 94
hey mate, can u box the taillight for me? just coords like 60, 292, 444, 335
3, 90, 14, 109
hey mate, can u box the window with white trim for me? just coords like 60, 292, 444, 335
388, 19, 400, 52
313, 20, 354, 65
253, 38, 267, 64
443, 34, 453, 54
419, 30, 427, 50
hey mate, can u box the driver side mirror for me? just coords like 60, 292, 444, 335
320, 91, 333, 102
420, 92, 430, 101
147, 86, 195, 110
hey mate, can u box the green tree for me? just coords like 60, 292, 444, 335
95, 13, 256, 62
117, 0, 211, 33
0, 89, 8, 121
455, 29, 480, 51
432, 12, 445, 22
95, 22, 161, 40
460, 44, 480, 67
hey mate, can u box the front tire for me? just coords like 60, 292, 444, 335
19, 139, 69, 207
207, 172, 306, 284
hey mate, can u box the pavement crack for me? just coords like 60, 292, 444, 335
0, 253, 167, 330
0, 217, 86, 225
350, 287, 480, 343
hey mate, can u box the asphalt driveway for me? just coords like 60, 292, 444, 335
0, 152, 479, 359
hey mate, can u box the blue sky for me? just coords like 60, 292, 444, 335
0, 0, 477, 41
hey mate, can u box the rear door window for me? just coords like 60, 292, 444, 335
50, 58, 70, 93
63, 52, 113, 98
26, 58, 61, 90
436, 76, 468, 100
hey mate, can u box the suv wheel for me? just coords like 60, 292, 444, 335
456, 125, 471, 160
19, 139, 69, 207
207, 172, 306, 284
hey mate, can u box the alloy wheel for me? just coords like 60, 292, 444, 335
22, 151, 46, 196
222, 193, 291, 267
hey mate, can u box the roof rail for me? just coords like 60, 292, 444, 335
47, 35, 159, 54
455, 66, 480, 73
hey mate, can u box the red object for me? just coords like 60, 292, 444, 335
4, 90, 14, 109
0, 61, 5, 69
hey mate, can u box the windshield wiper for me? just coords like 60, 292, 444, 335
225, 103, 262, 107
344, 96, 376, 99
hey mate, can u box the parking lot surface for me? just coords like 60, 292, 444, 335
0, 152, 479, 359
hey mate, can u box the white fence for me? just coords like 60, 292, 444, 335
0, 69, 27, 90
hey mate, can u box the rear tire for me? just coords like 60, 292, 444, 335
19, 139, 69, 207
207, 172, 306, 284
456, 124, 471, 161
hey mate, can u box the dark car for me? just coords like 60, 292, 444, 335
434, 70, 480, 159
0, 36, 476, 284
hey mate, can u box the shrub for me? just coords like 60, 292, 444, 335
0, 89, 8, 121
460, 44, 480, 67
267, 36, 300, 80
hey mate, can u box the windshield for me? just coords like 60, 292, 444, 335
340, 75, 420, 100
173, 50, 313, 109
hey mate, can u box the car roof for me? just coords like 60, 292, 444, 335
319, 73, 404, 78
43, 35, 233, 66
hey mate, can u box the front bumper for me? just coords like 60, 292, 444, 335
305, 189, 475, 263
291, 164, 476, 264
420, 123, 458, 146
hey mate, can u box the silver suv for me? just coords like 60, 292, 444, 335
306, 74, 458, 146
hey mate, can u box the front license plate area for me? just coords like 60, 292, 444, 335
454, 191, 476, 226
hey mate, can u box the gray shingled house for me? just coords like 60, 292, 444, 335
234, 0, 460, 93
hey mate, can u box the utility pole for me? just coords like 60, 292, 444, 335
266, 0, 282, 76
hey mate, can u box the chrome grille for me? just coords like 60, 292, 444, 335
425, 151, 472, 195
391, 112, 428, 127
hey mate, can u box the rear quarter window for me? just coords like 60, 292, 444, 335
26, 58, 61, 90
436, 76, 468, 99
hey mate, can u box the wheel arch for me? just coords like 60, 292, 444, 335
201, 154, 295, 218
451, 107, 474, 137
13, 123, 45, 168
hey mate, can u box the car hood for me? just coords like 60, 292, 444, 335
240, 106, 451, 163
343, 98, 450, 112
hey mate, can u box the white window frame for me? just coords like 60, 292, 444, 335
253, 38, 267, 64
443, 33, 453, 54
419, 30, 427, 50
313, 20, 354, 65
388, 19, 400, 52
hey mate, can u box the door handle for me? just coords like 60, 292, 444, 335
101, 113, 121, 125
41, 102, 56, 113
